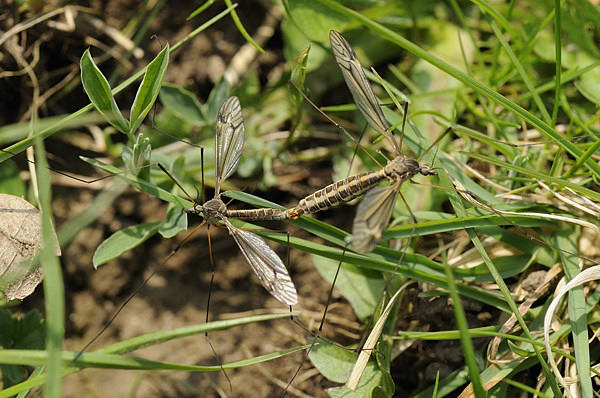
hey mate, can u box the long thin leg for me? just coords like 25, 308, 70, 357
71, 220, 207, 365
282, 241, 350, 397
204, 223, 233, 396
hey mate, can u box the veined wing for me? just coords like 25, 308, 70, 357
329, 30, 400, 155
223, 219, 298, 305
351, 181, 402, 253
214, 96, 244, 194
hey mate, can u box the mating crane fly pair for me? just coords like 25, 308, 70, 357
62, 29, 436, 341
60, 28, 437, 391
195, 29, 439, 394
198, 30, 438, 305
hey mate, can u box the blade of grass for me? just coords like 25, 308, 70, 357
466, 152, 600, 202
223, 0, 266, 55
555, 227, 593, 396
35, 141, 64, 398
442, 256, 484, 396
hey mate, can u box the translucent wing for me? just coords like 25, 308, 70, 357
351, 181, 401, 253
214, 96, 244, 194
223, 219, 298, 305
329, 30, 400, 154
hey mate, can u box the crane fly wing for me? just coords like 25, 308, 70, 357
223, 219, 298, 305
211, 98, 297, 305
214, 96, 244, 194
329, 30, 400, 154
351, 181, 401, 253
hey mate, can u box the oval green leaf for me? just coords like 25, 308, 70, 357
80, 49, 129, 133
93, 221, 162, 268
159, 84, 206, 126
158, 204, 188, 238
311, 255, 384, 321
287, 0, 350, 42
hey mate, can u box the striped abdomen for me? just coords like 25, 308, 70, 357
288, 168, 388, 219
225, 208, 289, 221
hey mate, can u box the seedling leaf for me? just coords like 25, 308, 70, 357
93, 222, 162, 268
80, 49, 130, 133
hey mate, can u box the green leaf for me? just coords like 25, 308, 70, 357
0, 310, 45, 388
80, 49, 129, 134
93, 222, 162, 268
129, 43, 170, 134
282, 19, 330, 72
159, 84, 206, 125
308, 341, 390, 397
0, 161, 25, 197
14, 310, 45, 349
311, 256, 384, 321
286, 0, 351, 42
158, 204, 188, 238
309, 341, 356, 384
289, 44, 311, 107
575, 66, 600, 105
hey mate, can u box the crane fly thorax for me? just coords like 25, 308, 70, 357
185, 197, 227, 225
384, 155, 437, 181
384, 156, 419, 181
202, 198, 227, 225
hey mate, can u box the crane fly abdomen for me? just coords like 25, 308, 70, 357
225, 208, 289, 221
288, 169, 388, 219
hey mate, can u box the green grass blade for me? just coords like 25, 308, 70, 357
34, 142, 64, 398
556, 228, 593, 396
223, 0, 266, 55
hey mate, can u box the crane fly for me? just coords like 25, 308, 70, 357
328, 29, 441, 253
185, 96, 298, 306
181, 96, 298, 395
